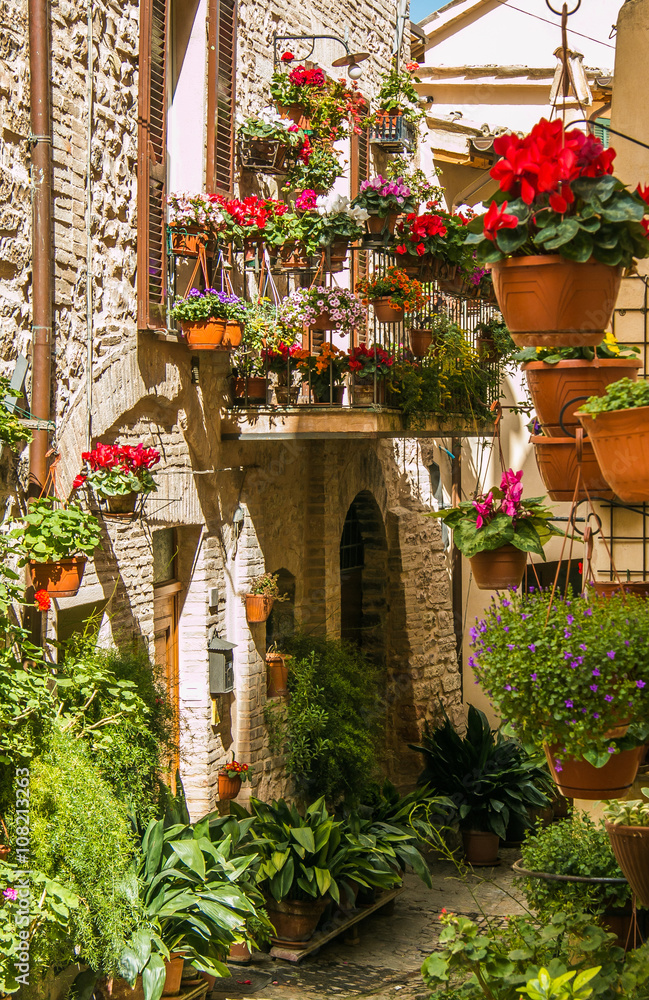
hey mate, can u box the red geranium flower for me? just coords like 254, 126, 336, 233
483, 200, 519, 241
72, 473, 87, 490
281, 51, 294, 62
34, 589, 51, 611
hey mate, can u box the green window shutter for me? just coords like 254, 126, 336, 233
593, 117, 610, 149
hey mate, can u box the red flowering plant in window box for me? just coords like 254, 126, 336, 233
346, 343, 394, 381
211, 195, 289, 248
393, 210, 471, 276
73, 442, 161, 504
465, 118, 649, 268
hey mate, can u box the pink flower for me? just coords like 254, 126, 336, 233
473, 492, 494, 529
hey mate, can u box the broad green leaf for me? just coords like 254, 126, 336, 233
170, 839, 206, 881
142, 955, 166, 1000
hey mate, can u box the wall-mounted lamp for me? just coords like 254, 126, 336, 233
208, 629, 237, 724
273, 33, 369, 80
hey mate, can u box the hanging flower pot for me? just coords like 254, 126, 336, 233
325, 240, 350, 273
274, 385, 300, 405
476, 333, 500, 363
310, 311, 337, 331
266, 651, 292, 697
606, 821, 649, 907
490, 255, 623, 347
544, 745, 644, 800
223, 320, 243, 348
218, 772, 242, 801
168, 223, 209, 258
245, 594, 274, 622
181, 318, 226, 350
530, 435, 614, 501
409, 328, 433, 357
594, 580, 649, 598
104, 492, 139, 516
578, 405, 649, 503
469, 544, 527, 591
524, 359, 642, 437
276, 103, 311, 129
373, 297, 404, 324
277, 242, 313, 271
461, 829, 500, 866
365, 213, 400, 237
29, 557, 86, 598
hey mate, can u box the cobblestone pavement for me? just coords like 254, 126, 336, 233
209, 848, 525, 1000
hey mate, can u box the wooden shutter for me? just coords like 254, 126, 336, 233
350, 128, 371, 342
207, 0, 237, 194
138, 0, 168, 330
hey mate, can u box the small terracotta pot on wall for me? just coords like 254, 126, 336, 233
29, 557, 86, 598
245, 594, 274, 622
276, 103, 311, 129
469, 544, 527, 591
524, 359, 641, 437
218, 772, 242, 801
593, 580, 649, 598
266, 652, 291, 697
490, 255, 623, 347
578, 405, 649, 503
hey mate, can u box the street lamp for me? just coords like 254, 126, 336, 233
273, 33, 370, 79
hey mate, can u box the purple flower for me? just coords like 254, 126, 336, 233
593, 713, 600, 719
637, 680, 646, 689
528, 644, 536, 652
607, 650, 616, 660
605, 694, 614, 702
554, 760, 563, 773
592, 669, 600, 677
531, 672, 537, 681
608, 747, 616, 754
2, 888, 16, 901
567, 615, 574, 625
565, 699, 573, 708
505, 684, 512, 691
584, 608, 593, 616
579, 644, 587, 651
590, 684, 598, 692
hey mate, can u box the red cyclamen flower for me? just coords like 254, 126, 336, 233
483, 201, 519, 241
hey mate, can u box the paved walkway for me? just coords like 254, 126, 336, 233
209, 848, 525, 1000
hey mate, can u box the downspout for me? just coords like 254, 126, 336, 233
28, 0, 53, 497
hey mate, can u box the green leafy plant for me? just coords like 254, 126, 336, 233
518, 815, 630, 917
236, 108, 303, 146
284, 144, 344, 194
470, 589, 649, 765
351, 175, 416, 217
409, 705, 552, 839
515, 331, 639, 366
384, 158, 444, 206
356, 267, 426, 311
429, 468, 562, 558
476, 316, 517, 359
248, 572, 286, 599
370, 58, 424, 128
171, 289, 246, 323
0, 378, 31, 451
578, 376, 649, 415
603, 793, 649, 826
12, 497, 101, 561
520, 967, 601, 1000
264, 634, 382, 803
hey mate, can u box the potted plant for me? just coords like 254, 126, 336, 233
346, 344, 395, 405
236, 107, 303, 174
604, 793, 649, 908
279, 285, 366, 337
384, 158, 444, 213
167, 192, 225, 255
261, 341, 306, 404
410, 705, 553, 865
284, 142, 344, 197
212, 194, 289, 259
295, 342, 348, 404
170, 288, 245, 350
245, 571, 285, 622
464, 118, 649, 346
218, 755, 252, 801
229, 300, 283, 405
356, 266, 425, 324
351, 176, 416, 238
577, 377, 649, 502
72, 441, 160, 516
475, 316, 516, 364
368, 59, 423, 151
0, 376, 32, 452
430, 468, 562, 590
13, 497, 101, 597
393, 209, 471, 280
266, 644, 293, 697
517, 334, 642, 437
470, 588, 649, 799
309, 192, 368, 270
530, 431, 614, 503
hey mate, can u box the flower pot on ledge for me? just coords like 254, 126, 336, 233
180, 318, 225, 350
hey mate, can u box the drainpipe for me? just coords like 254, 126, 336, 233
28, 0, 53, 497
451, 437, 463, 691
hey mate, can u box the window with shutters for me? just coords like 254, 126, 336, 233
207, 0, 237, 194
350, 128, 370, 343
138, 0, 168, 330
593, 116, 610, 149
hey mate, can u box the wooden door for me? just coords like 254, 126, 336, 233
154, 582, 181, 787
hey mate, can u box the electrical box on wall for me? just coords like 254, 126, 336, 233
207, 629, 237, 694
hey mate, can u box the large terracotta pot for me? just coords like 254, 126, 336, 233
218, 772, 242, 801
524, 359, 642, 437
265, 896, 327, 943
29, 557, 86, 598
544, 744, 644, 800
409, 328, 433, 357
245, 594, 274, 622
182, 318, 225, 350
233, 376, 267, 404
224, 321, 242, 348
461, 829, 499, 866
162, 953, 185, 997
266, 652, 291, 697
577, 406, 649, 503
373, 297, 404, 324
530, 435, 614, 501
594, 580, 649, 598
606, 822, 649, 907
490, 255, 623, 347
469, 544, 527, 591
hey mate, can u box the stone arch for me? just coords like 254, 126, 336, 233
266, 567, 296, 649
339, 490, 388, 667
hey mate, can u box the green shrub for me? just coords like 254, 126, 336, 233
265, 633, 383, 803
28, 729, 141, 975
519, 814, 630, 917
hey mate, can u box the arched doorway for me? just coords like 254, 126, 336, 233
339, 491, 388, 664
266, 568, 296, 649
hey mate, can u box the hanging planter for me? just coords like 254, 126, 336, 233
29, 557, 86, 598
105, 492, 139, 517
16, 499, 101, 599
180, 319, 225, 350
167, 223, 210, 258
530, 435, 614, 501
276, 241, 313, 271
223, 320, 243, 348
524, 358, 642, 437
324, 239, 350, 273
266, 651, 292, 697
365, 212, 400, 237
469, 544, 528, 591
373, 297, 404, 324
489, 255, 622, 347
476, 332, 500, 363
72, 442, 160, 522
245, 595, 274, 622
578, 404, 649, 503
544, 745, 644, 801
275, 103, 311, 129
605, 798, 649, 907
370, 110, 416, 152
238, 137, 288, 175
409, 328, 434, 357
218, 757, 251, 801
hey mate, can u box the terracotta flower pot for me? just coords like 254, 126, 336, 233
606, 822, 649, 907
310, 311, 337, 331
593, 580, 649, 598
105, 492, 138, 516
276, 103, 311, 129
265, 896, 327, 943
530, 435, 614, 501
245, 594, 274, 622
233, 376, 267, 404
326, 240, 350, 272
277, 242, 312, 270
373, 297, 404, 324
182, 318, 225, 350
228, 941, 252, 964
577, 405, 649, 503
461, 829, 500, 866
29, 557, 86, 598
490, 255, 623, 347
365, 213, 400, 237
469, 544, 527, 591
524, 359, 642, 437
266, 652, 291, 697
409, 328, 433, 357
218, 772, 242, 801
544, 744, 644, 800
352, 380, 385, 406
96, 978, 145, 1000
168, 224, 208, 258
162, 953, 185, 997
224, 320, 243, 348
